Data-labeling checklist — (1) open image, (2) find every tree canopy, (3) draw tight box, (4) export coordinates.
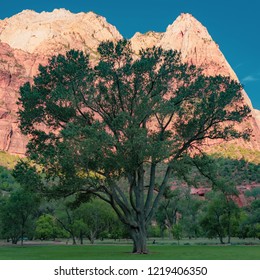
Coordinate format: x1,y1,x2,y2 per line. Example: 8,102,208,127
18,39,250,253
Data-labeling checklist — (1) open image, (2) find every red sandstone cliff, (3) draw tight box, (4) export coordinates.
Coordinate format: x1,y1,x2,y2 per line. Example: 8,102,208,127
0,42,47,154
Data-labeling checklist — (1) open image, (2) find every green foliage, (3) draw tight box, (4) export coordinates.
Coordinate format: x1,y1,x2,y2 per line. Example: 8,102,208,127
245,187,260,199
35,214,55,240
242,188,260,238
12,161,44,193
35,214,67,240
178,194,203,238
210,144,260,164
73,199,121,243
171,224,183,244
52,198,123,244
155,185,204,239
212,156,260,185
171,151,260,192
0,166,20,192
147,224,162,238
52,199,80,244
156,187,186,237
200,190,241,243
0,188,40,244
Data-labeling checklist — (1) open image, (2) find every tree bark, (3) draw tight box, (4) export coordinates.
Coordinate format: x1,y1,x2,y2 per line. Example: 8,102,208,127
80,231,83,245
72,236,76,245
227,210,231,244
130,227,148,254
218,234,225,244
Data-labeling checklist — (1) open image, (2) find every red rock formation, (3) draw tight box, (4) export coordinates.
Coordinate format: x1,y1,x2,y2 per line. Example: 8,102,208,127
190,185,259,207
0,42,47,154
0,10,259,154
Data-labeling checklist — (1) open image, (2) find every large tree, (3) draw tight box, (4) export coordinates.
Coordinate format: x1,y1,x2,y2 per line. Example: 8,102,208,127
18,39,250,253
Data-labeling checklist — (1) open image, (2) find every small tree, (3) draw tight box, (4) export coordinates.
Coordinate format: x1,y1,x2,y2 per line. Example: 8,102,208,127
74,199,118,244
243,190,260,239
0,188,39,245
35,214,65,240
18,40,250,253
179,193,203,239
200,189,240,244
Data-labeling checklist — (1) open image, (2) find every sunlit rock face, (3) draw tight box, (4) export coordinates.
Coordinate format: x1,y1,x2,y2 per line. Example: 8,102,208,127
0,9,122,56
254,109,260,129
0,9,259,154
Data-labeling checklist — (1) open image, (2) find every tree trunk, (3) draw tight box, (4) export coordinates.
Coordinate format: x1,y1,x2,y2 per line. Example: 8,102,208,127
88,231,96,244
227,211,231,244
168,227,173,239
12,238,18,244
227,232,231,244
130,227,148,254
21,225,24,246
72,235,77,245
218,234,225,244
80,231,83,245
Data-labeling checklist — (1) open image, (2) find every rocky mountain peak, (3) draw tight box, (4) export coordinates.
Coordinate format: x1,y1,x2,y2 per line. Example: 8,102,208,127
0,9,122,55
158,13,237,79
166,13,209,35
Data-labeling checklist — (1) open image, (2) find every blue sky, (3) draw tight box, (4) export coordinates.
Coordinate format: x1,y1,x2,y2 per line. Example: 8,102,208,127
1,0,260,109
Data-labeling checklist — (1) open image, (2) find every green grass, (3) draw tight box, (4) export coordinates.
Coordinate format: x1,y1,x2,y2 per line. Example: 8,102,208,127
209,144,260,164
0,244,259,260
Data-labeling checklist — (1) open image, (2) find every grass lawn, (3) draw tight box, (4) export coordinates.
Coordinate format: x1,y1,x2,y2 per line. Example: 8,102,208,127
0,244,259,260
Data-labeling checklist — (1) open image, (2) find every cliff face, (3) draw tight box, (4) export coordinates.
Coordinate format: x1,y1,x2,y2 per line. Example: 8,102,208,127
254,109,260,128
0,42,47,154
0,10,259,154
